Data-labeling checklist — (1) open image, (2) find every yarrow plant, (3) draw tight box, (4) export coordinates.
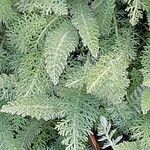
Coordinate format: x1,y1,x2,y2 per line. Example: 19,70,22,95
0,0,150,149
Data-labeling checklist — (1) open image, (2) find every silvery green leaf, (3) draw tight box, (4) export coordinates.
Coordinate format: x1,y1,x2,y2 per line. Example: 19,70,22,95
109,129,117,138
102,142,111,149
106,122,111,132
97,131,105,136
100,116,108,128
114,135,122,144
98,136,107,141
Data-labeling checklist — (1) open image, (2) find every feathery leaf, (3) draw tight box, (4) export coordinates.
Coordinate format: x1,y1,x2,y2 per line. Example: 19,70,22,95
44,21,79,85
70,0,99,58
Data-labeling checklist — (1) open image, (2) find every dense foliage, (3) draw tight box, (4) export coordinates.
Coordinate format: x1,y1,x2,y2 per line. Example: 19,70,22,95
1,0,150,149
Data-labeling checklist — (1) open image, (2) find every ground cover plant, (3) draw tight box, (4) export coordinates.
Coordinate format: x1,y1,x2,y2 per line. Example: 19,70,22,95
1,0,150,149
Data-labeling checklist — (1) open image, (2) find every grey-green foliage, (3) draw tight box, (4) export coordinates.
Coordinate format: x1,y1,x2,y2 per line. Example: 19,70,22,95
1,0,150,150
0,39,8,71
66,50,130,103
7,14,47,53
1,95,63,120
92,0,116,35
98,116,122,150
115,141,141,150
15,0,68,15
141,38,150,87
70,0,100,58
124,0,148,26
49,138,65,150
0,74,16,101
55,89,99,150
0,0,16,24
0,114,24,150
44,21,79,85
106,102,135,133
141,38,150,114
16,119,43,149
32,127,54,150
132,112,150,149
65,28,136,103
14,51,52,101
10,115,27,133
2,88,99,150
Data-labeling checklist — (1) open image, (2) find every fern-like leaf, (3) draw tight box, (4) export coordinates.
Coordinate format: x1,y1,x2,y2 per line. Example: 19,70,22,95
32,125,55,150
0,0,16,24
141,39,150,87
65,28,135,103
106,102,135,132
0,74,16,101
16,119,43,149
15,0,68,15
92,0,116,35
127,86,143,115
141,38,150,114
7,14,47,53
66,52,129,103
49,138,65,150
10,115,27,133
14,51,51,100
98,116,122,149
124,0,146,26
132,112,150,149
70,0,99,58
0,114,24,150
44,21,79,85
115,142,141,150
1,95,64,121
86,51,129,103
141,88,150,114
1,88,99,150
65,61,92,88
55,89,99,150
